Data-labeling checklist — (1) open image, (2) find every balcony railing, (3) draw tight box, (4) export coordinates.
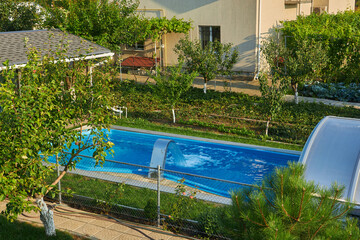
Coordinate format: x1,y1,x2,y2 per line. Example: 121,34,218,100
285,0,312,4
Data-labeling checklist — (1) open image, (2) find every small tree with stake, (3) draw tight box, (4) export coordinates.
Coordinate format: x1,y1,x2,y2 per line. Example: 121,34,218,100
285,38,328,104
175,37,239,94
0,39,115,236
230,162,360,239
258,73,289,136
262,35,327,104
151,62,197,124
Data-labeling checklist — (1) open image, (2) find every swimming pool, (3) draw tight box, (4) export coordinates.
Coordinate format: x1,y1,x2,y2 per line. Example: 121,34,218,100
54,128,300,197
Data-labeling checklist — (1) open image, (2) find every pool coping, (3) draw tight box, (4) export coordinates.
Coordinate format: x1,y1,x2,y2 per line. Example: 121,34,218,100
110,125,302,156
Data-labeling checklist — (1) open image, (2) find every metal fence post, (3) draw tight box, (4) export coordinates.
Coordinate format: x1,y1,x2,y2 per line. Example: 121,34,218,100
157,165,161,227
56,154,62,204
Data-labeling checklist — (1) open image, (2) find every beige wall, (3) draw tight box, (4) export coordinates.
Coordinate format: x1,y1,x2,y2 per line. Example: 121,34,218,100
314,0,329,7
328,0,354,13
313,0,354,12
137,0,257,72
260,0,354,36
131,0,355,74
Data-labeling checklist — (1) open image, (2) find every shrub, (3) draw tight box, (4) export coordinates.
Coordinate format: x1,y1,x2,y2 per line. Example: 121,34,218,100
300,82,360,103
150,62,197,123
196,207,232,238
282,11,360,83
0,0,42,31
175,37,239,94
144,199,157,221
230,162,360,239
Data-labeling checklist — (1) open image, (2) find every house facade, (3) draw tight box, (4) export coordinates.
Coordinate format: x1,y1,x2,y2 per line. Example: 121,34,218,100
122,0,354,75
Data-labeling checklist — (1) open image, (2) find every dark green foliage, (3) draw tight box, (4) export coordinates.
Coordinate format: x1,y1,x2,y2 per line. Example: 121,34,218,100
175,37,239,93
300,82,360,103
0,0,41,31
259,73,289,136
38,0,191,52
0,215,77,239
39,0,142,51
113,81,360,146
196,207,232,238
147,17,192,41
150,62,197,123
231,162,360,239
281,11,360,83
285,39,328,91
144,199,157,221
0,40,115,221
96,183,124,214
262,34,328,104
51,174,217,221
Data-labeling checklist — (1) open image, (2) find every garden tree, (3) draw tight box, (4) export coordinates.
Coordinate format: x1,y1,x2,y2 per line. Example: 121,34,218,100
284,39,328,104
151,62,197,123
38,0,192,56
258,73,289,136
0,0,43,31
230,162,360,239
38,0,145,51
0,43,115,236
262,35,327,104
175,37,239,94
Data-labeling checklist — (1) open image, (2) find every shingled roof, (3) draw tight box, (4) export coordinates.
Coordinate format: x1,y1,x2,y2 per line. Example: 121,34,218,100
0,29,114,70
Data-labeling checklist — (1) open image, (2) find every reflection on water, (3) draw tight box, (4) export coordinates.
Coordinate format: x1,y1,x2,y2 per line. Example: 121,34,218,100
106,130,299,184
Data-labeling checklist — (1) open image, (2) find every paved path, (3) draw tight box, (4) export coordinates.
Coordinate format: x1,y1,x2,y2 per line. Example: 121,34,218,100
284,95,360,109
121,73,261,96
0,201,191,240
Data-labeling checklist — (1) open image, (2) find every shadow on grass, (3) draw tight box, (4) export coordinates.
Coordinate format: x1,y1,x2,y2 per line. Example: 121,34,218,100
0,215,86,240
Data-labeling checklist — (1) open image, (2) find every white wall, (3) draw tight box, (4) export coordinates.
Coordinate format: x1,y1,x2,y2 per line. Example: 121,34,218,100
138,0,257,72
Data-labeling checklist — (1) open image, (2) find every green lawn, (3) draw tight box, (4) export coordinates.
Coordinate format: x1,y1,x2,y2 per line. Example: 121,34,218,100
0,215,86,240
56,173,220,221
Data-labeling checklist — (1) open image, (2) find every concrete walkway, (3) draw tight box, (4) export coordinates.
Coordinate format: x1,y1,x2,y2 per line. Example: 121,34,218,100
0,201,191,240
284,95,360,109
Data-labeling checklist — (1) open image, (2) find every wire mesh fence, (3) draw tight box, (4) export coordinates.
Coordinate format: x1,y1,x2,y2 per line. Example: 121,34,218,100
48,153,256,239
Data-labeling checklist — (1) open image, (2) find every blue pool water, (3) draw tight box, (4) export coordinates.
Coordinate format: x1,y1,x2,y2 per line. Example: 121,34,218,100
55,129,300,197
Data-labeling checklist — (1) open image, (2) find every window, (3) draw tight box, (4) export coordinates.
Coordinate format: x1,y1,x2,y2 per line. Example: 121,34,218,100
199,26,220,48
126,41,145,50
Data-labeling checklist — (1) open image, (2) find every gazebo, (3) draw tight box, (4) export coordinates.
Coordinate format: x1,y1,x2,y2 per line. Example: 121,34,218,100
0,29,114,71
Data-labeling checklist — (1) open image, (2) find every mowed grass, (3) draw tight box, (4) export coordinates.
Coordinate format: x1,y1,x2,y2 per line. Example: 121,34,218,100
56,173,219,220
0,215,86,240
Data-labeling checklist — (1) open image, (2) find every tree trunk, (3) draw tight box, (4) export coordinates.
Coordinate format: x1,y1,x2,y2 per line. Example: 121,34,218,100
294,84,299,104
204,82,207,94
265,118,271,136
154,41,157,74
172,107,176,124
37,198,56,236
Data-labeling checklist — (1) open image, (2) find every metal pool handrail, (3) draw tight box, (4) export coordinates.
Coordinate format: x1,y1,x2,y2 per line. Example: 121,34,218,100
63,152,260,189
